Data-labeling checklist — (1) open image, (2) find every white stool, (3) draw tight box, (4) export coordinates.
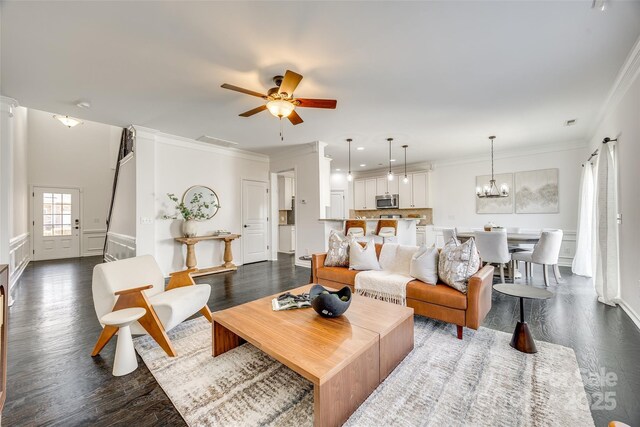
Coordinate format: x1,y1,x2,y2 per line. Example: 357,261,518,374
100,307,146,376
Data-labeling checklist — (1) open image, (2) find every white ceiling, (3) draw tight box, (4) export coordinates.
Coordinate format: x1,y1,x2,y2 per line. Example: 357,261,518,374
2,1,640,171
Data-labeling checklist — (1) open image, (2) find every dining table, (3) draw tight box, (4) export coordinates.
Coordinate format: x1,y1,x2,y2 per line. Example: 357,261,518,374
455,230,562,281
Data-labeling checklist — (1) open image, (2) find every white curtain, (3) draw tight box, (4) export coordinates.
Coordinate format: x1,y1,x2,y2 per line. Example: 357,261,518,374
572,162,594,277
594,142,620,306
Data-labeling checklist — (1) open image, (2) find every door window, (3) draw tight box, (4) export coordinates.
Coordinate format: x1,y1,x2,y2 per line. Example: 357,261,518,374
42,192,72,236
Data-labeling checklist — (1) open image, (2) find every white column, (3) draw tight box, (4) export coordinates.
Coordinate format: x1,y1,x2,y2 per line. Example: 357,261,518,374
133,126,157,258
0,96,18,305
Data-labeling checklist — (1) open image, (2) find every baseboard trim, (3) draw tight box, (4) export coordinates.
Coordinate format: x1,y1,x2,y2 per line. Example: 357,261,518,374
295,260,311,269
619,299,640,331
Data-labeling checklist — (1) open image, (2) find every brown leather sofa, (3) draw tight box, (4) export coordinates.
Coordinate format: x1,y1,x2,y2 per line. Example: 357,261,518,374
311,244,494,339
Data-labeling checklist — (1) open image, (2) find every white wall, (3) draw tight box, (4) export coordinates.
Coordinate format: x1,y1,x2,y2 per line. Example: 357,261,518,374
28,108,121,257
105,150,137,262
431,143,588,265
133,128,270,276
271,142,326,266
11,106,28,239
588,51,640,328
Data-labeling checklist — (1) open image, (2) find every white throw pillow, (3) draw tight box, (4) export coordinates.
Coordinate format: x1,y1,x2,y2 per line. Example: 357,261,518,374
349,240,381,271
378,226,396,237
410,245,439,285
379,244,420,275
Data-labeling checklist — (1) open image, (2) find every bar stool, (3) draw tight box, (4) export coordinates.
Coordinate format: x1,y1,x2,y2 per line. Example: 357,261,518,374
100,307,146,376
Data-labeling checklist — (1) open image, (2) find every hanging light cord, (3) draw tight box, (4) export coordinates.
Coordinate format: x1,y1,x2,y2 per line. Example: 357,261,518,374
404,145,407,178
279,117,284,142
388,138,393,174
490,137,495,181
348,138,352,175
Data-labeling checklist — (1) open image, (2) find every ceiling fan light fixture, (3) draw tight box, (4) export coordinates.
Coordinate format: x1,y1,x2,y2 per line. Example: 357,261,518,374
266,99,294,118
53,114,83,128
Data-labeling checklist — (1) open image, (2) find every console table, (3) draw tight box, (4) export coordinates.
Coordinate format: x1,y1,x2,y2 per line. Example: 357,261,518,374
174,234,241,277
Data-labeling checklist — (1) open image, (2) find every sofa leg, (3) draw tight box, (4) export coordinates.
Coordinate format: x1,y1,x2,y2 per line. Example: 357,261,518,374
457,325,463,340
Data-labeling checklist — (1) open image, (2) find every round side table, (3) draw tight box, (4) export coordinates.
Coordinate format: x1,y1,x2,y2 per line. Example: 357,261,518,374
100,307,146,376
493,284,553,354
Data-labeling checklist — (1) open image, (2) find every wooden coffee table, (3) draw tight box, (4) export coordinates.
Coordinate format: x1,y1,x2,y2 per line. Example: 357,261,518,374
212,284,414,427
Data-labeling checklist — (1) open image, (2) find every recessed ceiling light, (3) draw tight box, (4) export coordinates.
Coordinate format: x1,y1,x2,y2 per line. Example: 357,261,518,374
390,159,396,162
360,164,366,167
356,147,365,151
76,101,91,109
565,119,577,126
335,168,341,171
53,115,83,128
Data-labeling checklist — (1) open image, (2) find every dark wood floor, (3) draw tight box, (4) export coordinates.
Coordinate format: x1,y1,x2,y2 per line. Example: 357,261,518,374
3,255,639,426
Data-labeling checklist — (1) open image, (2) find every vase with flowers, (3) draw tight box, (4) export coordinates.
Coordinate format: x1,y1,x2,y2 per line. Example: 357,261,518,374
163,192,218,237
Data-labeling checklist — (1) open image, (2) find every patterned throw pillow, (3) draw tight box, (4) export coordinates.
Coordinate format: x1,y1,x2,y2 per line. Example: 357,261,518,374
438,238,481,294
324,230,353,267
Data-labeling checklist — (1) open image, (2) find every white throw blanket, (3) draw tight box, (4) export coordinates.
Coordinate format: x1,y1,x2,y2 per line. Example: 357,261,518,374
355,244,418,306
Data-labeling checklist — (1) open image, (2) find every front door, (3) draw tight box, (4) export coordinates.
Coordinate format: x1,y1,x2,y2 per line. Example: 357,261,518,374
32,187,81,260
242,180,269,264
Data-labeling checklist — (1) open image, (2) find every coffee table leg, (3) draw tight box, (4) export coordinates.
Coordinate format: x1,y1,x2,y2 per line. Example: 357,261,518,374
212,321,244,357
313,342,379,427
510,297,537,354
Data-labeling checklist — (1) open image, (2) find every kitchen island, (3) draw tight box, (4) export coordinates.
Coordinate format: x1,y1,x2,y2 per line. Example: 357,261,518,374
319,218,419,246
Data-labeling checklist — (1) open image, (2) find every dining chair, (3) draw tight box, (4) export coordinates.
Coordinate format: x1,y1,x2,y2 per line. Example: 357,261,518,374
512,230,563,287
474,231,512,283
442,228,458,246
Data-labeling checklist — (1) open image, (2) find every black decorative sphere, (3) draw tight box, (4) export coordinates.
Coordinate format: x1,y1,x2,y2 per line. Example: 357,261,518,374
309,285,352,317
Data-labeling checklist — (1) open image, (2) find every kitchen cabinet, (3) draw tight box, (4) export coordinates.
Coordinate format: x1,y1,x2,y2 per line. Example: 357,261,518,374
354,180,366,210
365,179,377,210
398,172,430,208
278,225,295,253
354,172,429,210
353,178,377,210
376,177,387,195
278,176,293,210
412,172,429,208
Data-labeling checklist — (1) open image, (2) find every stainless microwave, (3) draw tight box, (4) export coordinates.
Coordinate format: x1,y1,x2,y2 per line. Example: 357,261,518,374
375,194,399,209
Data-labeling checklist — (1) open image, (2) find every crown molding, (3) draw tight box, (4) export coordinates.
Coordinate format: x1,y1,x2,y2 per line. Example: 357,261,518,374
269,141,323,162
432,139,588,168
131,125,269,163
588,34,640,139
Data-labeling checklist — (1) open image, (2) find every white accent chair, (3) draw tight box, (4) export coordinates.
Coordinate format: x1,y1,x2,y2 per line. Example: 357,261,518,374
91,255,212,357
512,230,563,287
474,231,512,283
442,228,458,246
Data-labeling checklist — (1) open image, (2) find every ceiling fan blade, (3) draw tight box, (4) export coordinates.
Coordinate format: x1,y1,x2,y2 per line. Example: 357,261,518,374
239,105,267,117
288,110,303,125
221,83,267,98
296,98,337,109
278,70,303,96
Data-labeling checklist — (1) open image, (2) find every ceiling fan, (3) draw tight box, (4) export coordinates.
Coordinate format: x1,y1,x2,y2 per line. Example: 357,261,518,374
221,70,337,125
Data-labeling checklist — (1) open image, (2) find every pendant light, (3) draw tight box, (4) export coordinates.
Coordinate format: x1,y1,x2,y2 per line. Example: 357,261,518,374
346,138,353,182
476,136,509,198
387,138,394,181
402,145,409,183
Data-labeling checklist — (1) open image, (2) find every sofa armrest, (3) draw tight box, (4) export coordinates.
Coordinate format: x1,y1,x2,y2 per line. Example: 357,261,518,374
114,284,153,296
465,265,494,329
311,253,327,283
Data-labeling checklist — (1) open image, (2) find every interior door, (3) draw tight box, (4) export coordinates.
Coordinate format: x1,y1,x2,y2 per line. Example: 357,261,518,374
33,187,81,260
242,180,269,264
330,191,345,219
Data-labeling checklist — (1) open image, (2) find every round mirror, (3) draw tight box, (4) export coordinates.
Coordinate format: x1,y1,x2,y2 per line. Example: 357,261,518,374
181,185,220,221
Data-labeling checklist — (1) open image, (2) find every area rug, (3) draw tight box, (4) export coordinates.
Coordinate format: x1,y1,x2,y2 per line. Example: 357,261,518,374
133,317,594,427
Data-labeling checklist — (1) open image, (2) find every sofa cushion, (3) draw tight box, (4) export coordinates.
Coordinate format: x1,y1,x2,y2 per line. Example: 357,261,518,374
324,230,352,267
379,244,420,275
349,240,381,271
410,245,439,285
406,280,467,310
317,267,359,286
438,238,481,294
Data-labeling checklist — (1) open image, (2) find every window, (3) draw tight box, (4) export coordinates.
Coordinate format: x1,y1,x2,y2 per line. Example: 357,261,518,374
43,192,72,236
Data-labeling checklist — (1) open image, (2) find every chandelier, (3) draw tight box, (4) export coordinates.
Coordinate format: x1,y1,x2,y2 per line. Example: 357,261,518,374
476,136,509,198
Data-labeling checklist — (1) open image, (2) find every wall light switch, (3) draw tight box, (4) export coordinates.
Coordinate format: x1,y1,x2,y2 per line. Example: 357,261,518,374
140,217,153,224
